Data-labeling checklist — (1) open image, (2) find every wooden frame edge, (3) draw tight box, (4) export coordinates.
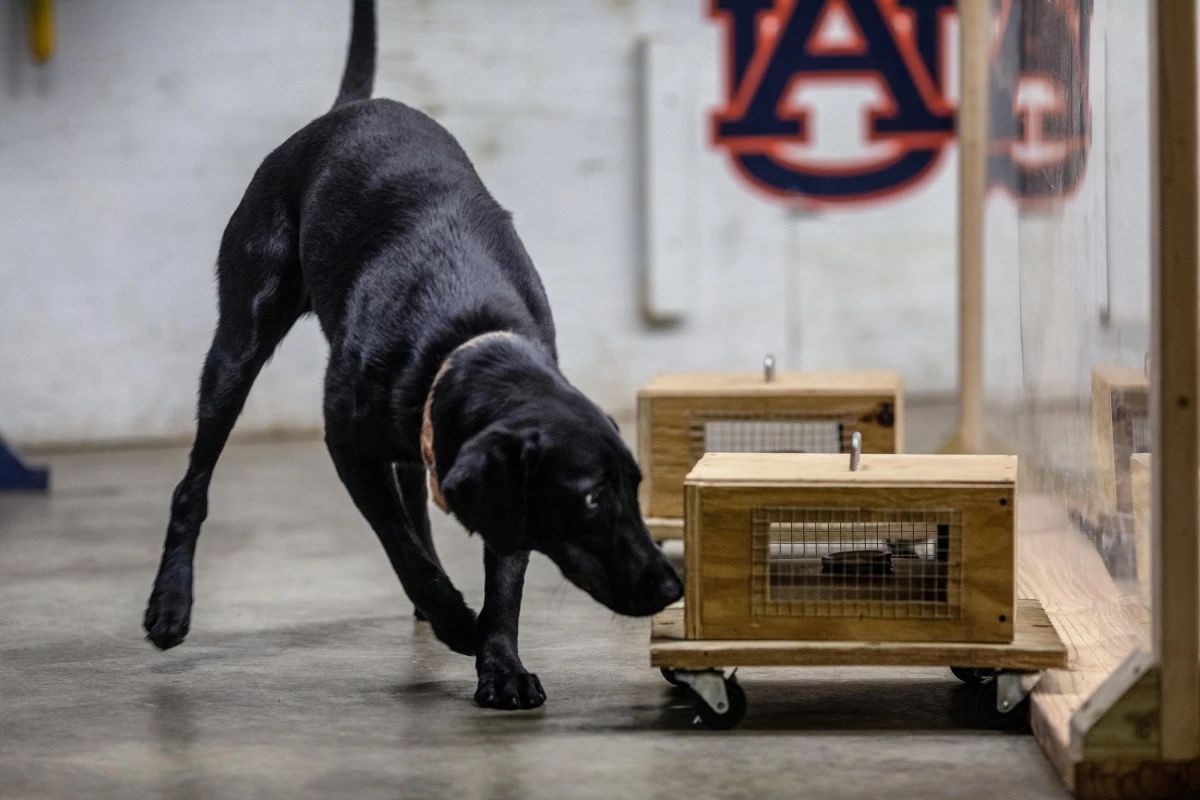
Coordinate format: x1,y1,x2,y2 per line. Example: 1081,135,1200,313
956,0,987,455
1149,0,1200,762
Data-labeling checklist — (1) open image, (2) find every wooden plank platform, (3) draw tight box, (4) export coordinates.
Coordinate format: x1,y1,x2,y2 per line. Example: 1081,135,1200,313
1016,494,1151,791
650,597,1067,671
646,516,683,541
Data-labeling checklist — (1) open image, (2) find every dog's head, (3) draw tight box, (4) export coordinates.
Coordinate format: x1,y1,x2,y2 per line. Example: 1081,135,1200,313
440,386,681,617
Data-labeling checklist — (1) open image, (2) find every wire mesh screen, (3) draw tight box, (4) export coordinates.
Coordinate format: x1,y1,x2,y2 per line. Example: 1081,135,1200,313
751,507,964,619
690,412,852,458
1130,411,1150,454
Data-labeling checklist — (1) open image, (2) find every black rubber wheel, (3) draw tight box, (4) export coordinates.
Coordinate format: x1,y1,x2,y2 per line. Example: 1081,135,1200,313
695,678,747,730
971,681,1029,730
660,667,684,687
951,666,997,685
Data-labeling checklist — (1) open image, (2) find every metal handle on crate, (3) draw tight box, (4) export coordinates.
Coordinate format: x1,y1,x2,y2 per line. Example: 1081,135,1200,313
849,431,862,471
763,354,776,383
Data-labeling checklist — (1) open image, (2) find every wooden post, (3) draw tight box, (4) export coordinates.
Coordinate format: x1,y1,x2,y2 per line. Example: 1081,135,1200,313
1151,0,1200,762
956,0,988,455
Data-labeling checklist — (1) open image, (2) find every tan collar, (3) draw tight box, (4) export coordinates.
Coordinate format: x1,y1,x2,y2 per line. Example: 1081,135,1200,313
421,331,517,512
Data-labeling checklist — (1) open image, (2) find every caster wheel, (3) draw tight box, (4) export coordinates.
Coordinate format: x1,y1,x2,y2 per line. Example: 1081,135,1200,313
971,681,1029,730
695,677,747,730
951,666,996,685
661,667,684,687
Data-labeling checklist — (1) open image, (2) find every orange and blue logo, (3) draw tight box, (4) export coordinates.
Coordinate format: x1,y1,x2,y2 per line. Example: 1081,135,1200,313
710,0,1092,207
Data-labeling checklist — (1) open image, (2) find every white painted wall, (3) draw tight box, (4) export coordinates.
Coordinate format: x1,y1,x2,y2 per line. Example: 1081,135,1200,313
1,0,957,447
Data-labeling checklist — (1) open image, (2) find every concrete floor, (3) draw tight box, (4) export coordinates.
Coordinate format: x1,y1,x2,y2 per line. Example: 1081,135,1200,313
1,426,1069,799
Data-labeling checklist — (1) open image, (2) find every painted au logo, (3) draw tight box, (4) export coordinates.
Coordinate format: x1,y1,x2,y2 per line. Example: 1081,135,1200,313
710,0,1092,206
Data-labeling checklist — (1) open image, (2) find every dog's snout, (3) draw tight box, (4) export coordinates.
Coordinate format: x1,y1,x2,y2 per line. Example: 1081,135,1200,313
652,570,683,609
635,560,682,615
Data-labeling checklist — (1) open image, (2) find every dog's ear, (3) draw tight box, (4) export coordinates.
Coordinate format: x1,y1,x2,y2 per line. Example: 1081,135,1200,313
441,426,540,556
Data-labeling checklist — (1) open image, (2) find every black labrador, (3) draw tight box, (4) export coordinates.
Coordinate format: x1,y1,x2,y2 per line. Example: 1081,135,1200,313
144,0,682,710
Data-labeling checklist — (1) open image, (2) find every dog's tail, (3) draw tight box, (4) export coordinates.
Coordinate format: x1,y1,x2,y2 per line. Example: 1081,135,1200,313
333,0,376,108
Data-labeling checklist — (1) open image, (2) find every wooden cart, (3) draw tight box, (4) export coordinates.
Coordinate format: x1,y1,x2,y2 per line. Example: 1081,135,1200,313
650,597,1068,728
652,448,1068,728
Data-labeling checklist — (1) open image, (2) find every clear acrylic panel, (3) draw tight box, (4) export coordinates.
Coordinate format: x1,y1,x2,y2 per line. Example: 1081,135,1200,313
982,0,1153,696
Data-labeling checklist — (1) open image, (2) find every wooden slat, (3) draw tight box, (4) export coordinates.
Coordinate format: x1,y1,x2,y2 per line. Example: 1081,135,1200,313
1092,365,1155,391
1130,454,1152,608
646,516,683,541
650,597,1065,670
1091,369,1119,512
686,452,1016,486
639,371,903,397
684,483,703,640
1152,0,1200,762
957,0,988,456
894,381,907,455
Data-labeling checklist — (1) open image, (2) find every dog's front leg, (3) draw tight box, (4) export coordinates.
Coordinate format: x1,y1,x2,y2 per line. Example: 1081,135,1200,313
474,548,544,709
325,439,477,655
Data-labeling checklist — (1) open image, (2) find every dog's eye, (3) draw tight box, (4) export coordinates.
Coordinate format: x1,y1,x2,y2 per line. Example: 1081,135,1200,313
584,491,601,511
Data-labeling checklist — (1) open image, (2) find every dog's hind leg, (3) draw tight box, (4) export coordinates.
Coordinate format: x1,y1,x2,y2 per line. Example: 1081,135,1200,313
327,441,476,655
144,210,305,650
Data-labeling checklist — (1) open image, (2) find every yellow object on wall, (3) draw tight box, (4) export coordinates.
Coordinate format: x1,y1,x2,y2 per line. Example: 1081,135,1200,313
30,0,54,63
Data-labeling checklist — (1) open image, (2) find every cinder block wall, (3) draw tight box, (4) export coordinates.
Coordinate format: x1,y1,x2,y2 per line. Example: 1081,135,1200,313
0,0,959,447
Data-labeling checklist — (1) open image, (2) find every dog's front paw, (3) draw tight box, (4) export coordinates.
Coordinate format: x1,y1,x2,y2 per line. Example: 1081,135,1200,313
475,660,546,710
143,583,192,650
430,601,477,656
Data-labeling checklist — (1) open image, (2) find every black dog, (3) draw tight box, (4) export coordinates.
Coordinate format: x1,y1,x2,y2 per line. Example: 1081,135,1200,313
144,0,681,710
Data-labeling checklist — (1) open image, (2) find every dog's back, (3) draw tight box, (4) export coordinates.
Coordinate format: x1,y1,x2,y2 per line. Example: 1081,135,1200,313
260,100,515,328
212,8,557,453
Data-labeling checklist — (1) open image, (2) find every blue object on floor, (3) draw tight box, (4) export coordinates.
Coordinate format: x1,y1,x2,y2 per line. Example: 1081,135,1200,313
0,437,49,491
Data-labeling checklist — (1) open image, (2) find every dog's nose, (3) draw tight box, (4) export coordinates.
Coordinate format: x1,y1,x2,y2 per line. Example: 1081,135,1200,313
650,570,683,610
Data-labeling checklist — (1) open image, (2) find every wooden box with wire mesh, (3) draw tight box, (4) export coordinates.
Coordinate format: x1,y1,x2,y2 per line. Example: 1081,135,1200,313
1091,364,1149,516
682,453,1016,643
637,371,903,540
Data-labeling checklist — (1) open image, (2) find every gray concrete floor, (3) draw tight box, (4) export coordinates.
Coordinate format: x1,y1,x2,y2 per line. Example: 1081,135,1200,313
1,410,1069,799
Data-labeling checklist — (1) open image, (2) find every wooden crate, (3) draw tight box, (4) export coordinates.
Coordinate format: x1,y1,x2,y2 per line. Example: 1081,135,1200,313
637,371,903,529
1092,365,1149,515
684,453,1016,643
